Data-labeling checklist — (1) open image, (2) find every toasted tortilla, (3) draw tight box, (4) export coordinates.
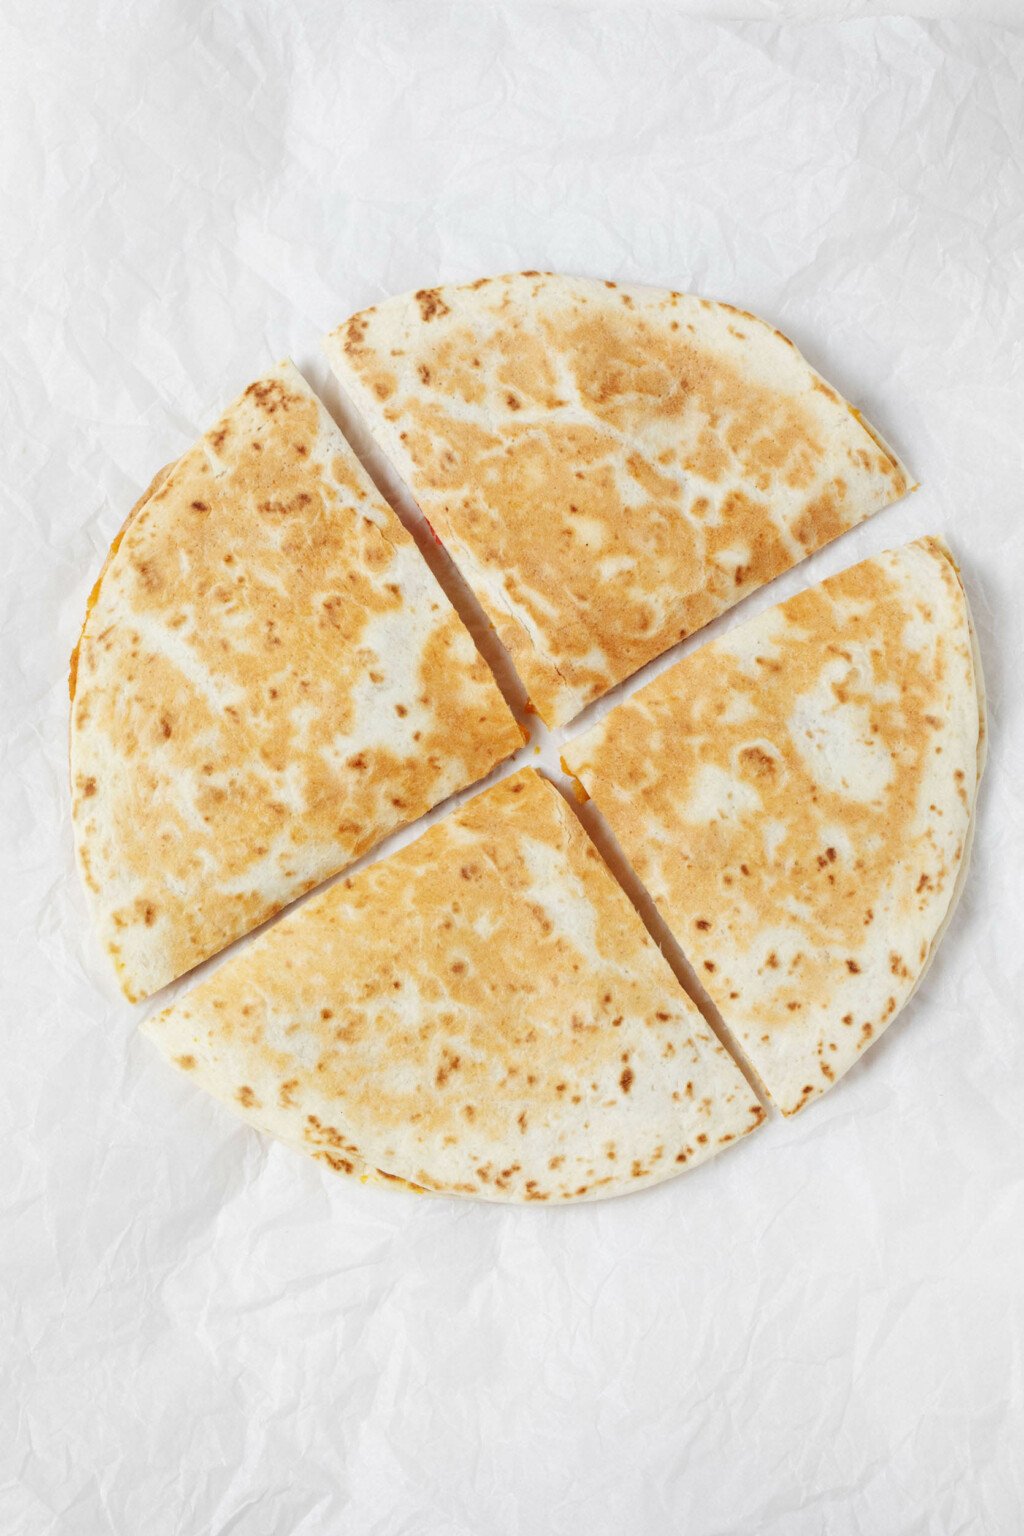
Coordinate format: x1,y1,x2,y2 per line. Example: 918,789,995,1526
565,539,984,1116
70,362,521,1002
142,770,765,1202
325,272,911,725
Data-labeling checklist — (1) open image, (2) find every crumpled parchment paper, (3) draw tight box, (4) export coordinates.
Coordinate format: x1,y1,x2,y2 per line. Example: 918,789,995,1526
2,4,1022,1532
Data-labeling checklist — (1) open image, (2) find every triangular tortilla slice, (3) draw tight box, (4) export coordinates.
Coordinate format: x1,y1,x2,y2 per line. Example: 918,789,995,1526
325,273,911,726
142,770,765,1202
70,362,522,1002
565,539,984,1116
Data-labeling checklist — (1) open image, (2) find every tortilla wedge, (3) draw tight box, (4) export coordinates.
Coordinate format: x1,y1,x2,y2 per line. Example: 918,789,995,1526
565,538,984,1115
325,272,911,725
70,362,521,1002
142,769,765,1202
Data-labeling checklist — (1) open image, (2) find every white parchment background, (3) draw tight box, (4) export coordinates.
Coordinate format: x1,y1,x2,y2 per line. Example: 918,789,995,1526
2,3,1022,1533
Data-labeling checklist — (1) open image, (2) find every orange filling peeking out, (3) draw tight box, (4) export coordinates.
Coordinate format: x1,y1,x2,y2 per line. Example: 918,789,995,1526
69,462,176,702
560,757,590,802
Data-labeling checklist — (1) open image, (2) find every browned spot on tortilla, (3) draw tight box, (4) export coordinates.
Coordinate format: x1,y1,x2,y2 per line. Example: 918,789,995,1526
245,378,296,415
792,487,846,549
344,314,369,354
435,1050,461,1087
736,746,776,780
415,288,451,322
174,1054,196,1070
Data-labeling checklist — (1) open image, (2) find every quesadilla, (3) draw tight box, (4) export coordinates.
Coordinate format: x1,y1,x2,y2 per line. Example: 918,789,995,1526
143,769,765,1202
70,362,521,1002
565,539,984,1116
325,272,911,726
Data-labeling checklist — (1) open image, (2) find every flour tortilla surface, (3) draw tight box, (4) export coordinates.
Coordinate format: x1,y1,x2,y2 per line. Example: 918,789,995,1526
70,362,521,1002
325,272,910,725
566,538,984,1115
143,770,765,1202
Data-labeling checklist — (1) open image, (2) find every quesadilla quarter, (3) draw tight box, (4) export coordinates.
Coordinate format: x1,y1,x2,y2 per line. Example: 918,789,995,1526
325,273,910,725
70,362,521,1002
143,769,765,1202
565,539,984,1115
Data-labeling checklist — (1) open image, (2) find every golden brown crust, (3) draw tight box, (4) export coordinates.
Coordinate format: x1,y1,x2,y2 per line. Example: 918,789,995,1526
70,363,520,1001
568,539,982,1115
326,273,910,724
143,770,765,1202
